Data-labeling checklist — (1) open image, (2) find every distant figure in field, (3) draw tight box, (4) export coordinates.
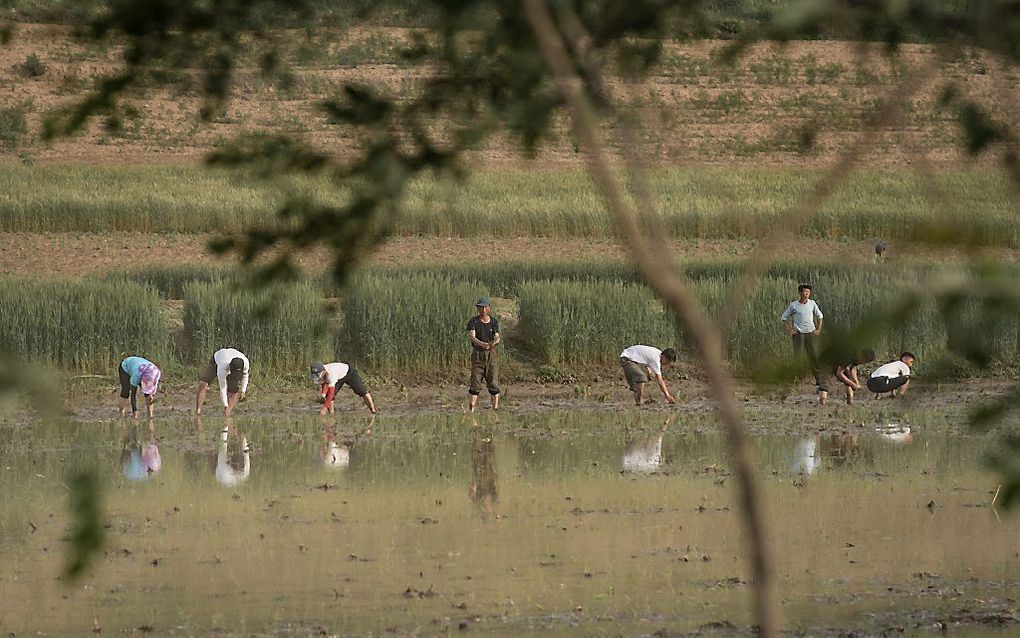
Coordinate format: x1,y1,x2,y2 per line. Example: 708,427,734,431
619,344,677,406
466,297,501,412
781,283,824,396
818,348,876,406
874,240,887,260
195,347,249,416
867,352,915,399
118,355,161,419
310,360,377,415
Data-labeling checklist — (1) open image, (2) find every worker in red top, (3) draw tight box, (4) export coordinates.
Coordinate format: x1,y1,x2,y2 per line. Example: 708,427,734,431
310,361,377,415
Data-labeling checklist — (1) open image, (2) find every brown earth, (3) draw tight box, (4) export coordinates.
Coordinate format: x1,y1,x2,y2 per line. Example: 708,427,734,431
2,23,1017,169
2,232,1020,279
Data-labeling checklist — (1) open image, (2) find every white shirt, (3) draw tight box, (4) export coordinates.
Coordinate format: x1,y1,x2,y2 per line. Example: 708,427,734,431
781,299,823,334
871,360,911,380
620,345,663,377
213,348,250,407
322,362,350,388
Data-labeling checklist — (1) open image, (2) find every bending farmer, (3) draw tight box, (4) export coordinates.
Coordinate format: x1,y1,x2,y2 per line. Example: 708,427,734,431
196,347,250,416
867,352,915,398
119,356,161,419
467,297,501,412
619,344,677,406
310,360,377,415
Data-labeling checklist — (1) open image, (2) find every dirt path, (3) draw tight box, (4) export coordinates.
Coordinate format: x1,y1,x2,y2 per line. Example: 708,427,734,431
3,232,1018,278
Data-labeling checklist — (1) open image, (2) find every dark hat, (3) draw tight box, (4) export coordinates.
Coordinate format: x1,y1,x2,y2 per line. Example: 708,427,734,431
475,297,492,307
310,361,326,382
229,357,246,373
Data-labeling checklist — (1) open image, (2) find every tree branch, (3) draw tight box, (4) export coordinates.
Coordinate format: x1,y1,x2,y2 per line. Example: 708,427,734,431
521,1,780,635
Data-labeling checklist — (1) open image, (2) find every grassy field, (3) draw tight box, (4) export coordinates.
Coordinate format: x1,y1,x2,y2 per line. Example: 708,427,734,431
2,260,1016,378
2,166,1018,245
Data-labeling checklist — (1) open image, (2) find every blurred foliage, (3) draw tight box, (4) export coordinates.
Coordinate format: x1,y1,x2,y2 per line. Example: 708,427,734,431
13,1,1020,502
63,468,105,581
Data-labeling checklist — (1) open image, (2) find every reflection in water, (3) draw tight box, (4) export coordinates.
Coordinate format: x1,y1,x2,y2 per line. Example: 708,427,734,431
469,420,498,515
317,416,374,470
622,413,674,473
792,434,869,475
792,437,820,475
120,421,161,481
877,423,913,444
215,422,250,488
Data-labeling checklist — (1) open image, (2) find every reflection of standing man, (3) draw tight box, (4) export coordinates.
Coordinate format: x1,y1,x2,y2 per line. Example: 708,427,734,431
469,420,498,516
781,284,824,390
466,297,501,412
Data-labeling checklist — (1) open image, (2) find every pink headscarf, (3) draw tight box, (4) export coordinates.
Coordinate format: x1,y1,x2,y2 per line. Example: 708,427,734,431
139,363,161,396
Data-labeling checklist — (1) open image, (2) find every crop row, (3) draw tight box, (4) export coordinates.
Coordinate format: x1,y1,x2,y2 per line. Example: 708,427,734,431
2,166,1018,246
3,263,1018,379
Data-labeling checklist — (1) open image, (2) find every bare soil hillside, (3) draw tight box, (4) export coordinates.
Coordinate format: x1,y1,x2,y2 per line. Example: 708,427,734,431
2,23,1017,168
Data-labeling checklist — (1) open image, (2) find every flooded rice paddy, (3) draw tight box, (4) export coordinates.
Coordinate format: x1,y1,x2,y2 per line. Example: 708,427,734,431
1,412,1018,637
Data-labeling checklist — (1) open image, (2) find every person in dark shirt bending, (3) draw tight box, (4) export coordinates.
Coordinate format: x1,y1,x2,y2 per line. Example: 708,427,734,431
466,297,501,412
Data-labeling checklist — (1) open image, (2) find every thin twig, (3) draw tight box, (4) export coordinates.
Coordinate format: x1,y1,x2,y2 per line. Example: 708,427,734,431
522,1,780,635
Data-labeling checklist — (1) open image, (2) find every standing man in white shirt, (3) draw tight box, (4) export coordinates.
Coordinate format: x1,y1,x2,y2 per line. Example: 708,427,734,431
781,283,824,393
866,352,915,398
195,347,250,416
619,344,677,406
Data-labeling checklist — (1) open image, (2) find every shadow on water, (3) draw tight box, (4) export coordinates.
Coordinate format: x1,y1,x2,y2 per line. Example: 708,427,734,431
0,411,1017,636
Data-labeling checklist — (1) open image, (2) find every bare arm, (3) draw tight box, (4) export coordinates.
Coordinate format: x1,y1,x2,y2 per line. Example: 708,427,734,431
814,317,824,335
490,331,501,347
655,374,675,404
835,367,858,389
468,329,490,350
782,319,795,336
224,392,240,416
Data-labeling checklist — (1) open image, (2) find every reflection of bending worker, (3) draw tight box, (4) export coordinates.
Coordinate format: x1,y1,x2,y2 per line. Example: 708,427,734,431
622,413,674,472
619,344,677,405
310,361,377,415
196,348,250,416
466,297,501,412
215,422,250,487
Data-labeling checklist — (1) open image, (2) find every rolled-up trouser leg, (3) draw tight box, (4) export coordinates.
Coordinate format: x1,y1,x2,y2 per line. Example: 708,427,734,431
484,349,500,395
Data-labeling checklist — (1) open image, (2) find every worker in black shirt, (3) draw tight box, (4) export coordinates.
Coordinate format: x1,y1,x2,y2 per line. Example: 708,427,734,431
466,297,501,412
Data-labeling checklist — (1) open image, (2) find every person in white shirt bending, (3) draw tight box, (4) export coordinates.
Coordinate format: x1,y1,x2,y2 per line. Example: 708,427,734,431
781,283,824,393
619,344,677,406
866,352,915,398
195,348,250,416
309,361,377,415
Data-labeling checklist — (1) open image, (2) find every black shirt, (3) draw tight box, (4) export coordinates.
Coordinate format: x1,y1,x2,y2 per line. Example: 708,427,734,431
466,315,500,350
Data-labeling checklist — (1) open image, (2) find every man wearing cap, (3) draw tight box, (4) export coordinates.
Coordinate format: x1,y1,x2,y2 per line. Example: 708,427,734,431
118,355,161,419
466,297,501,412
781,283,824,392
310,360,377,415
195,347,250,416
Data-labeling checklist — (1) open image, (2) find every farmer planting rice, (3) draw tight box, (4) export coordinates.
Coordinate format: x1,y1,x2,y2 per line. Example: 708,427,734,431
818,348,876,405
619,344,678,406
118,355,161,419
867,352,915,398
195,347,250,416
466,297,501,412
310,360,377,415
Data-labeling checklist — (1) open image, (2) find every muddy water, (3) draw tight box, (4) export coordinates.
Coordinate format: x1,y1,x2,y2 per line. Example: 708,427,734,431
1,412,1017,636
